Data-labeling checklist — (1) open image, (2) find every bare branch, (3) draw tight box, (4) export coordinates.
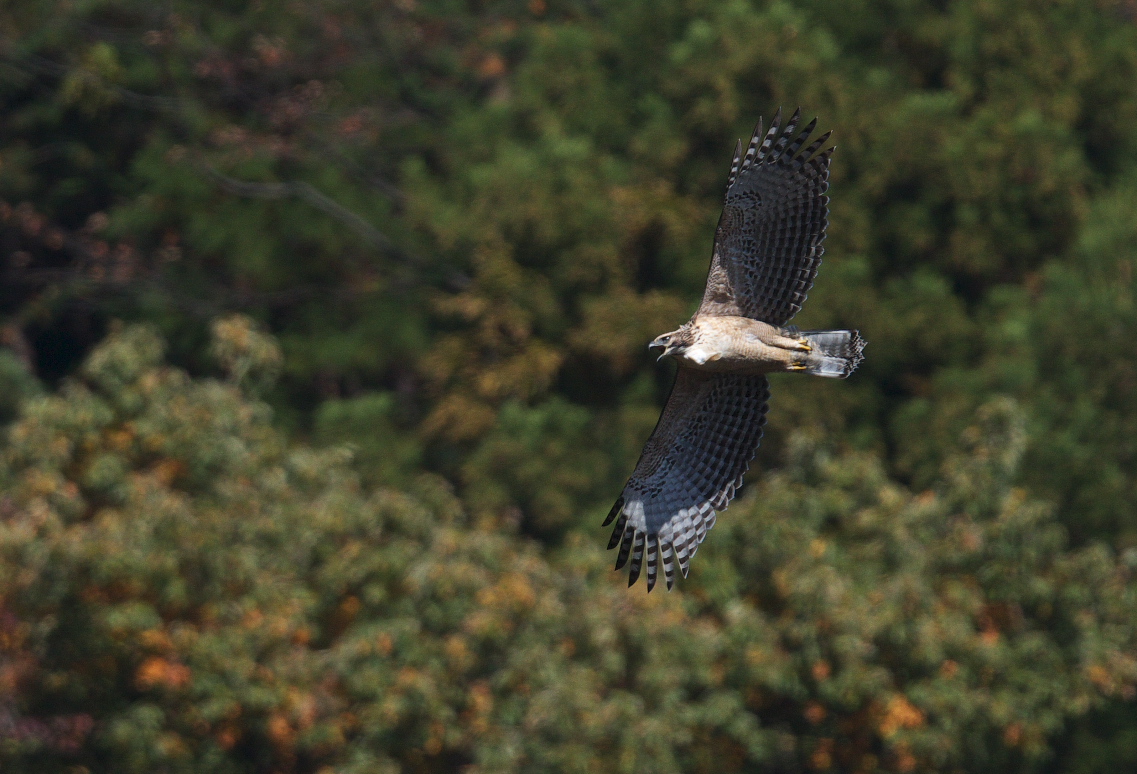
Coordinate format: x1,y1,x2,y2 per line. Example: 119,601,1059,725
0,50,182,113
196,162,469,289
201,164,397,251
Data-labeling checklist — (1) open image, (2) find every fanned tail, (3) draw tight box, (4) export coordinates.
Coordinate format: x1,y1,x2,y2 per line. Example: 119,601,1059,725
801,330,865,378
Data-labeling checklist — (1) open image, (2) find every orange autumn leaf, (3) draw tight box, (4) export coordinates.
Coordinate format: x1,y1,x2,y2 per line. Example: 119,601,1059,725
136,656,191,690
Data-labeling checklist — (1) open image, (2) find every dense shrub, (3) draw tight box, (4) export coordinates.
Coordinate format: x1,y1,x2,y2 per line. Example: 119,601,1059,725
2,324,1135,772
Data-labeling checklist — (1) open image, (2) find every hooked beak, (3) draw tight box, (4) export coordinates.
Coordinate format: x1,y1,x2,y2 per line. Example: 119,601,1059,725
648,339,673,361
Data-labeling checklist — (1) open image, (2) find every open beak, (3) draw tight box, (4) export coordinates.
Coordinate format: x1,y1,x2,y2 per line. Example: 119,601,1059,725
648,340,671,361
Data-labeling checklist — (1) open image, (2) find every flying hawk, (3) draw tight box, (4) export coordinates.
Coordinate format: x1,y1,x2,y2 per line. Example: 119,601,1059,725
604,108,864,591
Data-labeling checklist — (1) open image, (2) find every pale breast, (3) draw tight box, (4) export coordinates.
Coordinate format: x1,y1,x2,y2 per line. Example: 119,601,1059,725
677,317,795,373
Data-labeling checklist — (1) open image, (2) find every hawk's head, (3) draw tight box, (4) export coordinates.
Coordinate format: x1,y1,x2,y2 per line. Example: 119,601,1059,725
648,325,695,361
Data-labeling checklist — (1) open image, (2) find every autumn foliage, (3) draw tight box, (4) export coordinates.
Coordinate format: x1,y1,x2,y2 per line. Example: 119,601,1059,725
4,1,1137,772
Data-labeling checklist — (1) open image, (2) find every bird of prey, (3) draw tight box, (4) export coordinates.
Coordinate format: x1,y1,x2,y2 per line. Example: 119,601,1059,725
604,108,864,591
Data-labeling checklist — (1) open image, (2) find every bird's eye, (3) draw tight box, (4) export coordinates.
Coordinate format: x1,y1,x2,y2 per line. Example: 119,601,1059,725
661,336,670,343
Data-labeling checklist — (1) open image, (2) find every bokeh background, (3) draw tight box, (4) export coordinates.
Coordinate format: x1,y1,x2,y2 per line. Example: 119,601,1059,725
3,1,1137,771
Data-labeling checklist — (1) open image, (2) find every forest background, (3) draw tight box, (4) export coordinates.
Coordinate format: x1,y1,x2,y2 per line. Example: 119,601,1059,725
3,1,1137,772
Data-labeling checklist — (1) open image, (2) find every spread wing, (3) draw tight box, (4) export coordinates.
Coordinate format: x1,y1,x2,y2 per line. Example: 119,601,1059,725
698,108,833,325
603,368,769,591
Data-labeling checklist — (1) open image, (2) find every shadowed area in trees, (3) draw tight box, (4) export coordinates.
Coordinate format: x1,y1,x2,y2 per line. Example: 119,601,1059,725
3,1,1137,771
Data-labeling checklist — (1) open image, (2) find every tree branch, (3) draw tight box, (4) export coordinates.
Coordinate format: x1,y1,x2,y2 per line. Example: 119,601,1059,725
200,164,397,252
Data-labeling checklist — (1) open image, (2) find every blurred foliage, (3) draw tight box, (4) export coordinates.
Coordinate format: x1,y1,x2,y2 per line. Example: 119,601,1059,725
4,0,1137,771
2,324,1136,774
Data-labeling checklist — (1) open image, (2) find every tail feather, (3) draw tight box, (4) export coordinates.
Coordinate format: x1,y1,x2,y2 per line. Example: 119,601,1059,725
801,330,865,378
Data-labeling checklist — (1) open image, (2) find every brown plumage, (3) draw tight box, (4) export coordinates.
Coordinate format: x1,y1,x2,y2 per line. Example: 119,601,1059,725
605,108,865,591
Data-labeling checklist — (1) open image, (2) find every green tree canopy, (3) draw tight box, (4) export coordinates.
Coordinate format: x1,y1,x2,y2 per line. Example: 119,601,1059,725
4,1,1137,771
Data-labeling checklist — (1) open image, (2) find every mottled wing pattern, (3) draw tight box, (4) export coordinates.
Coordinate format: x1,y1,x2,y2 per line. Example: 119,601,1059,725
698,108,833,325
604,369,770,590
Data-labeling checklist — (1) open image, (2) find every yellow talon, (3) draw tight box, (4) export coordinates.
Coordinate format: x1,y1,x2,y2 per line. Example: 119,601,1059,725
789,363,809,371
798,340,812,352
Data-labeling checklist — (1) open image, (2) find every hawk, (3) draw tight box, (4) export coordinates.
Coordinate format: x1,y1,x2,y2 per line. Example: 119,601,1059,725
604,108,864,591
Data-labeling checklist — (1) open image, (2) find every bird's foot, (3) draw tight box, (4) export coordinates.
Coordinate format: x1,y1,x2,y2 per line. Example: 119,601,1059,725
796,339,812,352
788,362,809,371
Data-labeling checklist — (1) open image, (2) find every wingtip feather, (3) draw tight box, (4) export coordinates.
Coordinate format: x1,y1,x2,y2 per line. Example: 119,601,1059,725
607,510,628,550
602,496,623,527
770,107,802,160
627,532,646,585
645,535,659,592
661,541,676,591
614,528,634,570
